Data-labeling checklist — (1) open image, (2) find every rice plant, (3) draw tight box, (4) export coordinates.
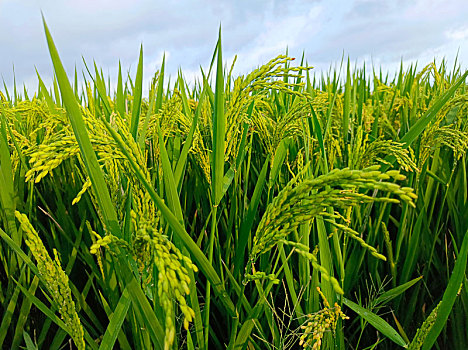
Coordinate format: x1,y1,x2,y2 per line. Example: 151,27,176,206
0,17,467,349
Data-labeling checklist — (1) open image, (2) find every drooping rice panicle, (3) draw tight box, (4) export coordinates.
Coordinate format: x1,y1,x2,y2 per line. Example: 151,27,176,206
15,211,85,350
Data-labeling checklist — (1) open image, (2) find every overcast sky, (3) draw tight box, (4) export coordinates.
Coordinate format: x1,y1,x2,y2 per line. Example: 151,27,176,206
1,0,468,94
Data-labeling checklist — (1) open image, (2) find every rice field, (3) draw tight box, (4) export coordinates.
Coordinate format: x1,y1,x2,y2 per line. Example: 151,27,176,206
0,19,467,350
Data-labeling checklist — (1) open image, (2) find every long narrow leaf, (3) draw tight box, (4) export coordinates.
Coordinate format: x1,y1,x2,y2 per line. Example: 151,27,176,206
212,27,225,206
422,229,468,349
343,297,407,347
99,286,131,350
42,15,121,237
130,45,143,139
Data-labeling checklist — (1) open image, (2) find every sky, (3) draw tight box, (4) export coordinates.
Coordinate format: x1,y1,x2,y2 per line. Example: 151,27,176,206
1,0,468,94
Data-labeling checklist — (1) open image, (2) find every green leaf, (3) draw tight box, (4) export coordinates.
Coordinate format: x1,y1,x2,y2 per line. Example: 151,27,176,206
343,297,407,347
212,27,225,206
13,278,98,350
23,331,38,350
400,70,468,147
36,69,58,114
114,258,164,349
137,81,157,151
221,102,252,195
0,227,39,275
343,57,351,143
422,229,468,349
116,61,125,117
138,54,164,150
174,88,205,187
154,53,165,113
374,276,423,306
177,69,191,117
0,112,18,245
269,137,289,188
42,15,121,238
99,286,131,350
0,283,20,347
130,45,143,139
158,122,184,222
11,276,40,349
92,62,112,119
233,156,269,276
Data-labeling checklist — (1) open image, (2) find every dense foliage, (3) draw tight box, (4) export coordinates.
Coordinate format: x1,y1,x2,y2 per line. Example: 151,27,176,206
1,21,467,349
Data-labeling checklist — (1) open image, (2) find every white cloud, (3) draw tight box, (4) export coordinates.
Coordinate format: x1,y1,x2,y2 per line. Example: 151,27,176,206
227,3,323,76
446,26,468,41
1,0,467,94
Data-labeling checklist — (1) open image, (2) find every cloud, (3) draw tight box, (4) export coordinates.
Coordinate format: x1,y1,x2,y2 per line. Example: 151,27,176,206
306,0,468,75
1,0,467,94
446,26,468,41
